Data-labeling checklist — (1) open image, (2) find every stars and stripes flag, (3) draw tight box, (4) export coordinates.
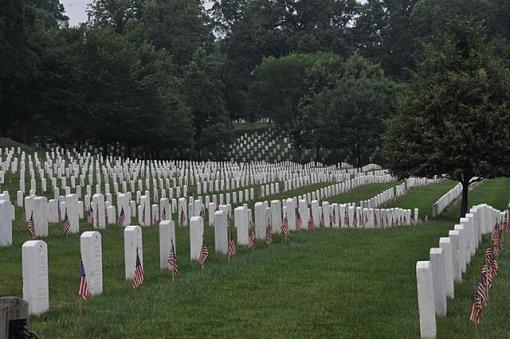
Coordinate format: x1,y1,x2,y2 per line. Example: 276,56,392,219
344,209,349,226
78,259,90,300
248,230,255,249
167,241,179,277
63,212,71,234
281,217,289,239
491,226,503,255
319,213,325,228
118,207,125,226
228,229,237,257
484,248,498,276
480,264,493,288
161,206,167,221
180,209,186,226
469,294,483,328
266,224,273,246
353,212,358,227
476,278,488,306
331,208,336,226
199,245,209,270
308,216,315,231
295,208,302,230
26,212,36,239
87,206,93,223
133,249,144,289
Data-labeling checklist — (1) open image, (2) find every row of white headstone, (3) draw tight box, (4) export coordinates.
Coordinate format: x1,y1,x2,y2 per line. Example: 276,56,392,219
416,204,508,339
20,192,422,317
358,177,441,210
2,147,366,194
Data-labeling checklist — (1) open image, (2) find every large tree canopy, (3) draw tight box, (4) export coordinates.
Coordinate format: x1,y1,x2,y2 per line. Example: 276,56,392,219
382,21,510,216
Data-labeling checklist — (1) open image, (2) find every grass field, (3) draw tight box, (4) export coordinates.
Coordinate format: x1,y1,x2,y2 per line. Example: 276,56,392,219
0,177,508,338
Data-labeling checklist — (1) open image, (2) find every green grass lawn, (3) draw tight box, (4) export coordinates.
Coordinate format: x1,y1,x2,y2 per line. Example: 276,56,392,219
0,177,508,338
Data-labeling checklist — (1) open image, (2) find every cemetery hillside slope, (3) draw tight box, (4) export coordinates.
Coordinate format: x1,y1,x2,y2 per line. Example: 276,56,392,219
0,149,508,338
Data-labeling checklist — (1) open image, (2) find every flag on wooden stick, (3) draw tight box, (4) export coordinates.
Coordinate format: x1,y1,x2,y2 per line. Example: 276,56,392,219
228,228,237,258
78,259,90,300
26,212,36,239
63,212,71,234
133,249,144,289
199,245,209,270
167,241,179,277
118,207,125,226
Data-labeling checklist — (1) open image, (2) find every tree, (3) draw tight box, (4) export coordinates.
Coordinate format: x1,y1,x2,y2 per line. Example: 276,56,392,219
300,54,397,165
382,20,510,217
184,48,228,158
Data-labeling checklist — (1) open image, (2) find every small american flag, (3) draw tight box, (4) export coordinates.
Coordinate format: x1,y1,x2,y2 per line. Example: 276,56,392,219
281,217,289,238
199,245,209,269
476,279,488,306
353,213,357,227
319,214,325,228
491,226,503,255
63,212,71,234
27,212,36,239
78,259,90,300
87,206,93,223
266,224,273,246
296,208,302,230
331,209,336,225
161,206,167,220
248,230,255,248
308,217,315,231
344,209,349,226
118,207,125,226
167,242,179,277
469,293,483,328
228,229,237,257
481,264,493,288
180,209,186,226
133,249,144,289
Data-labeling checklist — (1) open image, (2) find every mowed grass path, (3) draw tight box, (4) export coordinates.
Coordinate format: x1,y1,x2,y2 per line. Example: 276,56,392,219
0,178,508,338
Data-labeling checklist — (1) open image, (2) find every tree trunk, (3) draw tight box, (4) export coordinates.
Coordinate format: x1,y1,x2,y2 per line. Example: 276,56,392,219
460,180,469,218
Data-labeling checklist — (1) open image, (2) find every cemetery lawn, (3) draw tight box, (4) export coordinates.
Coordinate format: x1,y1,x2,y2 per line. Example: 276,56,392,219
1,178,508,338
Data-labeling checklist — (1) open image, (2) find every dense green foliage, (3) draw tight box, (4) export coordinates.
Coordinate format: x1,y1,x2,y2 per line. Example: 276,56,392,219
2,0,510,162
382,21,510,216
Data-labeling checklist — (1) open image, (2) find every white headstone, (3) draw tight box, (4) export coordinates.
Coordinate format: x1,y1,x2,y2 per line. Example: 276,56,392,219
22,240,49,315
0,200,13,246
159,220,176,270
430,248,447,316
189,216,204,260
124,226,143,280
416,261,436,339
214,210,228,254
80,231,103,296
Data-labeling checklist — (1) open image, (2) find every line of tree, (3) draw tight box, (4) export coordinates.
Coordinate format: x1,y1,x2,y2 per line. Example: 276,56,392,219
2,0,510,161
